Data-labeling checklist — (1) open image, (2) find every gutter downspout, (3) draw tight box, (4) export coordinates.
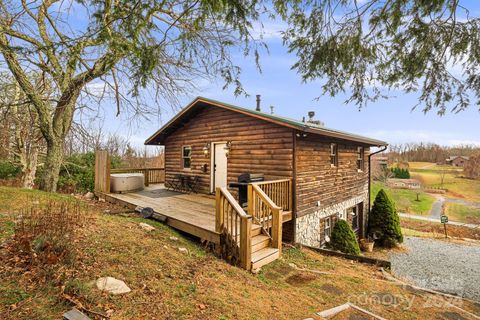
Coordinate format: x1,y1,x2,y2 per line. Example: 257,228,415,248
367,145,388,232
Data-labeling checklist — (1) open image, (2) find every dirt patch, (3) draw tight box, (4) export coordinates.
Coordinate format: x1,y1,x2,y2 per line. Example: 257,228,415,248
270,262,294,276
285,272,317,286
320,283,343,295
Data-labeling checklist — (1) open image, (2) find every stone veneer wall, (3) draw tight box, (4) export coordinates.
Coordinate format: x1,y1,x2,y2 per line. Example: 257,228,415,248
296,192,368,248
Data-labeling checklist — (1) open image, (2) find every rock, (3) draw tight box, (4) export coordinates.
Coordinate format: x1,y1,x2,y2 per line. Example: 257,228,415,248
96,277,131,295
178,247,188,254
197,304,207,310
63,307,91,320
103,209,111,214
84,192,95,200
139,223,155,232
98,198,105,202
169,236,179,241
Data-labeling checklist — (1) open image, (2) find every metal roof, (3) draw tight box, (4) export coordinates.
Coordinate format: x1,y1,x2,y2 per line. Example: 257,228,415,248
145,96,388,146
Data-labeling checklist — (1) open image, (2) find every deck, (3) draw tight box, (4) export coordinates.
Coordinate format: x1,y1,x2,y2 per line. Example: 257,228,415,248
99,184,221,244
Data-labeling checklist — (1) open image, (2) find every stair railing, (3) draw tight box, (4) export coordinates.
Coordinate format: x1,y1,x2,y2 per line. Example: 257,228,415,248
215,187,252,270
251,178,292,212
247,184,282,254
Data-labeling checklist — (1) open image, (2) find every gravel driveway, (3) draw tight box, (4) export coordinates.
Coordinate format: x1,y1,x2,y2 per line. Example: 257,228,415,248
390,237,480,301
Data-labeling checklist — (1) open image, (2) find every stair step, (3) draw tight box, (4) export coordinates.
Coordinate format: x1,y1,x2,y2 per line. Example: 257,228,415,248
251,223,262,236
251,235,270,253
251,247,279,270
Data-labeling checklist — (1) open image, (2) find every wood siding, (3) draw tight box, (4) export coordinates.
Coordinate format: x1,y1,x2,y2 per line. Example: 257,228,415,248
295,135,370,241
164,106,294,194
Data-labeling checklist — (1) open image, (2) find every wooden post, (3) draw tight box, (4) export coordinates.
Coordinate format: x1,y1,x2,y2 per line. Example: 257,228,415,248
288,179,293,211
247,184,253,216
215,188,223,233
240,216,252,270
271,207,282,256
94,150,111,193
144,168,150,186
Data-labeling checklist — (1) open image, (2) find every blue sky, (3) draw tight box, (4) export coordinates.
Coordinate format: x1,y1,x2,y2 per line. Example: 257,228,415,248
92,7,480,150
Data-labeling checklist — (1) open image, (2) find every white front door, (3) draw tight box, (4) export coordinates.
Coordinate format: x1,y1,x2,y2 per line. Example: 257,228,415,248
213,143,228,190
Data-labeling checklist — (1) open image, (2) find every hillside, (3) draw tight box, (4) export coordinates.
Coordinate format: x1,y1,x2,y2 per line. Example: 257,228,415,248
1,187,479,319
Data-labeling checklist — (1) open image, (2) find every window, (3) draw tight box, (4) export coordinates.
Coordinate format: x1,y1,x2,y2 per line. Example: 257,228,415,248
324,217,332,239
330,143,338,167
182,146,192,169
351,205,359,231
357,147,364,171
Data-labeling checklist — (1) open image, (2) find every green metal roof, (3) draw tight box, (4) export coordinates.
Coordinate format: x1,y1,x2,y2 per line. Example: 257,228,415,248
145,96,388,146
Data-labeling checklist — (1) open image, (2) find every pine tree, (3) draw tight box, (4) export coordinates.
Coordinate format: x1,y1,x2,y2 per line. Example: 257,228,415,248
330,220,361,255
368,189,403,248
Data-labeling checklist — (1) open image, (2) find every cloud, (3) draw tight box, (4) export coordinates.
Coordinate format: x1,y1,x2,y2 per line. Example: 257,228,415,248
364,129,480,146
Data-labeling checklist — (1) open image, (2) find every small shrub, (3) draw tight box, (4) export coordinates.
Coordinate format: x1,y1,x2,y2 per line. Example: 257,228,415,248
368,189,403,248
329,220,361,255
12,199,89,268
0,161,20,179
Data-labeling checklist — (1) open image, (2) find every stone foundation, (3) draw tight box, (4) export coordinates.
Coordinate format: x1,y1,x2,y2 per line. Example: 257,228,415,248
296,192,368,248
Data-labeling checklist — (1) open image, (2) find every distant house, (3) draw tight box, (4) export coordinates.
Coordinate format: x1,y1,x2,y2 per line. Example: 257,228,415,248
446,156,470,167
387,178,421,189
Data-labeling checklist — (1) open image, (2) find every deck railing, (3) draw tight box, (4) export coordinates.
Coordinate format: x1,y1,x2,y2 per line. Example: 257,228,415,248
252,179,293,212
247,184,282,253
110,167,165,186
215,187,252,270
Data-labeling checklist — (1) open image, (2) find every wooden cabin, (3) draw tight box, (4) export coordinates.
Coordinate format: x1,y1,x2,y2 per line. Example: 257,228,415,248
143,97,387,267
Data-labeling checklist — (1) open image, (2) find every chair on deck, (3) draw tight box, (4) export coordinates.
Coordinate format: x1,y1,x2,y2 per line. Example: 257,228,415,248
186,176,200,193
165,174,182,192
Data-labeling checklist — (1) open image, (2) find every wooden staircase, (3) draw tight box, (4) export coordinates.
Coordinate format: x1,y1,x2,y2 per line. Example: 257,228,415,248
215,179,292,272
250,224,280,270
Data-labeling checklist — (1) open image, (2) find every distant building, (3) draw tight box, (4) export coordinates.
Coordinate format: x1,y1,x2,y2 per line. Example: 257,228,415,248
387,178,421,189
446,156,470,167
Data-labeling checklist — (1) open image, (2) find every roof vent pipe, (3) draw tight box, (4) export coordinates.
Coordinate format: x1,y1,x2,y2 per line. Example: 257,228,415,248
270,105,274,114
308,111,315,121
256,94,261,111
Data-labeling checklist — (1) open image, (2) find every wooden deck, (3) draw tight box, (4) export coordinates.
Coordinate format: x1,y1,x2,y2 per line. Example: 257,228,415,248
98,184,221,244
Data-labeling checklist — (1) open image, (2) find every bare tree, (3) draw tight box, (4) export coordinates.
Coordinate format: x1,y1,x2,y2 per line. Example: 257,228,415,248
0,72,45,188
0,0,264,191
464,154,480,180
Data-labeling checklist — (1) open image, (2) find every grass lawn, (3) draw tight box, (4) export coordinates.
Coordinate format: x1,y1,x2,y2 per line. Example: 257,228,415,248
1,187,479,319
371,182,436,215
446,203,480,224
408,162,480,203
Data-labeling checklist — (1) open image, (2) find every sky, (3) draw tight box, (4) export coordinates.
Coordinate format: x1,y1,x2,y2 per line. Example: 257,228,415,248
83,3,480,150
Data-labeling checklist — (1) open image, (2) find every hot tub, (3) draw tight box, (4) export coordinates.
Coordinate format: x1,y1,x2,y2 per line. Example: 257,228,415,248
110,173,145,193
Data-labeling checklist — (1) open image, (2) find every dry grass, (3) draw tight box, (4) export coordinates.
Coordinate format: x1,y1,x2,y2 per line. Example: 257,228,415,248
1,187,480,319
401,218,480,240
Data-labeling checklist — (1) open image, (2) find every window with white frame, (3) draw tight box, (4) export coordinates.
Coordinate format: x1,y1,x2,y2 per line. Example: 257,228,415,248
325,217,332,239
357,146,364,171
182,146,192,169
330,143,338,167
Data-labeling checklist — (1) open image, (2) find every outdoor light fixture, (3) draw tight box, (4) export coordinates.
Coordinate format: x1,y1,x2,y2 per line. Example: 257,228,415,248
295,132,308,138
203,142,211,157
224,141,232,157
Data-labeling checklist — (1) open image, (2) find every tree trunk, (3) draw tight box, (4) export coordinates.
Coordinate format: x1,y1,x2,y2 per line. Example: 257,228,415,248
40,139,64,192
21,147,38,189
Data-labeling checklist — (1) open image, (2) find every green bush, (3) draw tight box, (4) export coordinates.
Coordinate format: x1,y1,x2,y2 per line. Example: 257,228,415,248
329,220,361,255
0,161,21,179
368,189,403,248
390,167,410,179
